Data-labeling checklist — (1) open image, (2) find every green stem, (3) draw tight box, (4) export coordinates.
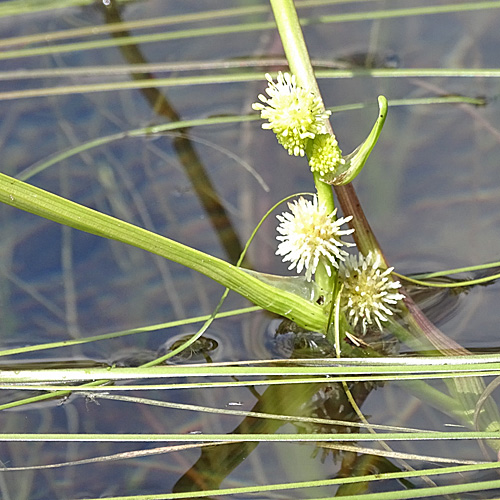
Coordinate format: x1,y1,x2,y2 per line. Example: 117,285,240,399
269,0,319,95
0,172,326,332
269,0,337,292
270,0,386,261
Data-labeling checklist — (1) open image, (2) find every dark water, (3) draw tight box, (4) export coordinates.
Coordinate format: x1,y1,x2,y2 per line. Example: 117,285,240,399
1,0,500,498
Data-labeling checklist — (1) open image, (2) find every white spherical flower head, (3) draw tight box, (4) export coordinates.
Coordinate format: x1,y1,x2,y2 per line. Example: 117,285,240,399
339,252,405,334
252,72,331,157
276,196,355,281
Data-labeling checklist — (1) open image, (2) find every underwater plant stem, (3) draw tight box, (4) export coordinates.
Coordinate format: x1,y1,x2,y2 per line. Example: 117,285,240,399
386,299,500,448
0,172,326,332
403,295,500,445
102,0,245,265
270,0,337,291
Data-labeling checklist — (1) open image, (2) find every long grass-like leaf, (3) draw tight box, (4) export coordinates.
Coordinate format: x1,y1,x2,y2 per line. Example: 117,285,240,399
0,172,326,332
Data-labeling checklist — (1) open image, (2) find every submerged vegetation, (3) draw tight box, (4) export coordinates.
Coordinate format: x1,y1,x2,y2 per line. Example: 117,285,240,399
1,0,500,498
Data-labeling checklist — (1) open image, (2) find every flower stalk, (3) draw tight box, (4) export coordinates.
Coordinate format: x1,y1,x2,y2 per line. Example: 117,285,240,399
264,1,500,444
268,0,339,294
268,0,388,293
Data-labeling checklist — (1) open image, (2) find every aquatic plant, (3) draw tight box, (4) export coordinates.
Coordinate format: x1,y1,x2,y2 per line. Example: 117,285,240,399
275,195,354,281
1,0,500,499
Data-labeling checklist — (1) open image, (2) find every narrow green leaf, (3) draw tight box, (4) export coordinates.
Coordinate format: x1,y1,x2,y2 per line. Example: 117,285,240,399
0,172,326,331
323,95,388,185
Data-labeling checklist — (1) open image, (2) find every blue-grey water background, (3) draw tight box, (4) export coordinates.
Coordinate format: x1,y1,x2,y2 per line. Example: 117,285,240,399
1,0,500,498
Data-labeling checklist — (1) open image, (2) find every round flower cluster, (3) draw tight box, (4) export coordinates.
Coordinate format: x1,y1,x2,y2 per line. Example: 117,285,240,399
309,133,345,177
339,252,405,333
276,196,354,281
252,72,331,157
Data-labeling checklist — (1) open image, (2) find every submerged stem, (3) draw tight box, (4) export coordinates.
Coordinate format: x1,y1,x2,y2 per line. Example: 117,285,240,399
102,0,245,265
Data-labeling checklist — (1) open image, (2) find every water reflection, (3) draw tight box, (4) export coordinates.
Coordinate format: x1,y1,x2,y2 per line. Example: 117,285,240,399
158,333,220,363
